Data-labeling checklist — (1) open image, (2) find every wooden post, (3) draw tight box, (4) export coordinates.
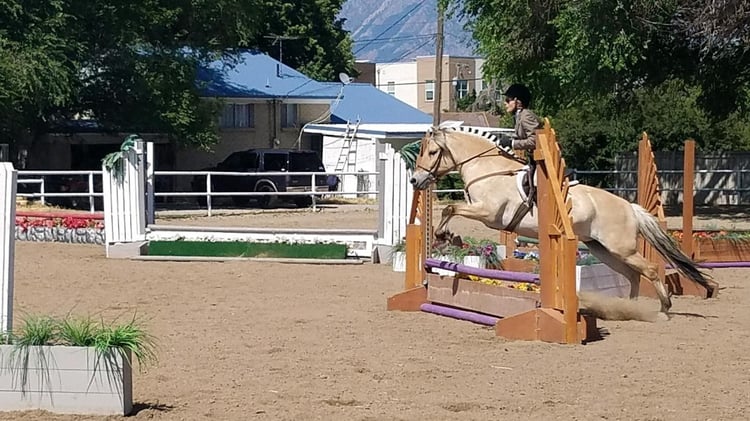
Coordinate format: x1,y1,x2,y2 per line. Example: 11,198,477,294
0,163,16,335
682,139,695,259
495,119,597,344
387,6,443,310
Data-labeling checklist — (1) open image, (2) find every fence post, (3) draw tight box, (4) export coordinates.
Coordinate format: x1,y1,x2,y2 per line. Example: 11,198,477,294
1,162,17,334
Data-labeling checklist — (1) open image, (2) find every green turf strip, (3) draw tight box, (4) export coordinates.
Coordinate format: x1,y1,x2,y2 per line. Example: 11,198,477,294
147,240,347,259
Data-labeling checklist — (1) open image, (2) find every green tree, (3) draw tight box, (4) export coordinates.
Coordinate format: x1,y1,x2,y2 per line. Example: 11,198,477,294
256,0,356,80
0,0,355,165
457,0,750,171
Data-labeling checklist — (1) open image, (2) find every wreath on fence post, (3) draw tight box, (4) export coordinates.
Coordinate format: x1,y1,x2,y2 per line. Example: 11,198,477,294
101,134,142,179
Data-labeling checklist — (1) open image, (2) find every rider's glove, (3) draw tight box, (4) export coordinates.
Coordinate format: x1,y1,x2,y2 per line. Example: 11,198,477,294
497,134,514,149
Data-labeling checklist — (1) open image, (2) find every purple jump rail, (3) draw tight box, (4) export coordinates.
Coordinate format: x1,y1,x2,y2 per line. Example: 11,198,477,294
667,262,750,269
420,303,499,326
425,258,540,284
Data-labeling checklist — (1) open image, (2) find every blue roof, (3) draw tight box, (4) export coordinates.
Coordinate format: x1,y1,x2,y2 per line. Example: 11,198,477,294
196,51,338,101
321,82,432,124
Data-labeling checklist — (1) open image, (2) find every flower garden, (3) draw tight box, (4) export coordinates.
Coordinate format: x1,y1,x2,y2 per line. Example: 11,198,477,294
14,211,105,245
669,229,750,262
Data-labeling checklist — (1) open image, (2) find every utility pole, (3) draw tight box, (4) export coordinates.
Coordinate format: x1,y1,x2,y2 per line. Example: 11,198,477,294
263,34,301,65
432,4,445,126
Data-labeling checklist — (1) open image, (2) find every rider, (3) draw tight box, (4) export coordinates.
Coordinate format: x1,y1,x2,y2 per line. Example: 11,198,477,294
497,83,543,154
497,83,543,206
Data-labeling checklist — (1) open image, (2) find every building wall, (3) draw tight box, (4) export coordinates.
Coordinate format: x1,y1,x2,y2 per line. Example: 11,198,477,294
375,62,418,109
415,56,481,114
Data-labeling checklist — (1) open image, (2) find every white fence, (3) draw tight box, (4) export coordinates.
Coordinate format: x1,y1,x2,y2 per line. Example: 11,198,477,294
1,163,16,334
16,170,103,213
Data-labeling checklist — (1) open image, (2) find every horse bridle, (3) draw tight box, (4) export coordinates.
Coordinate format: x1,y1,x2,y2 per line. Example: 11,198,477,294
416,132,520,182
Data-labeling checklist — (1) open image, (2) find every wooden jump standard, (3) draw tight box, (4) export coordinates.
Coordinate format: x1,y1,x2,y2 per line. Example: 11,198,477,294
387,121,598,345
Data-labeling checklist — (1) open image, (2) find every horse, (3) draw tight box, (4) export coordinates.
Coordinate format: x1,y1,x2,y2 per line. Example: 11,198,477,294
408,125,714,315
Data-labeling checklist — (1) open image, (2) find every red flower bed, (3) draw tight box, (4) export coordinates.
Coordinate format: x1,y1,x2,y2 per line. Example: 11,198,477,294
15,211,104,232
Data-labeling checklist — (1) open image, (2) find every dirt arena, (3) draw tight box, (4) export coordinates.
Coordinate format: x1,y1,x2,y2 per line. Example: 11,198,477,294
4,204,750,421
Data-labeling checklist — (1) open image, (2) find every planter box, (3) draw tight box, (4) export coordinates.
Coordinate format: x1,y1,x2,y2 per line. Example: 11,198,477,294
576,263,630,298
432,255,459,276
499,257,537,273
426,274,540,318
695,238,750,262
462,255,486,269
0,345,132,415
391,251,406,272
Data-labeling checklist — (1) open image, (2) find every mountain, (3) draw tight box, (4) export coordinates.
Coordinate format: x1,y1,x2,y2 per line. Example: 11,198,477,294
339,0,478,62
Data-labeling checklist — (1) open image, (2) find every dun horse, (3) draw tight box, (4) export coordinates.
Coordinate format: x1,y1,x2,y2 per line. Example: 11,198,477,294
409,126,714,314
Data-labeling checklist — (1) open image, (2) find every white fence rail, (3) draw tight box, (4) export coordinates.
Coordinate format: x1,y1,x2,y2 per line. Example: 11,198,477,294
11,166,750,214
154,170,379,216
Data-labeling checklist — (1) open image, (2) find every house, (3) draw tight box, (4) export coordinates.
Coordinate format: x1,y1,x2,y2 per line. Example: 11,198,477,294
177,50,342,171
309,81,432,197
33,51,340,175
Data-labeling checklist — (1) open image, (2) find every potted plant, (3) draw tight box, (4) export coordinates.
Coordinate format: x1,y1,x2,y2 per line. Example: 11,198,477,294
0,312,157,416
460,237,501,269
391,238,407,272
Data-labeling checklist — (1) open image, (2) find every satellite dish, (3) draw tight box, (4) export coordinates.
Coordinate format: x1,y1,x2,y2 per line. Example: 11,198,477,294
338,72,353,85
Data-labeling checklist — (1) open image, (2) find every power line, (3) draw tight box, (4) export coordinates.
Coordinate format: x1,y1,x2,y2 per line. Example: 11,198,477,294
352,34,436,44
377,37,436,65
353,1,427,55
375,77,486,87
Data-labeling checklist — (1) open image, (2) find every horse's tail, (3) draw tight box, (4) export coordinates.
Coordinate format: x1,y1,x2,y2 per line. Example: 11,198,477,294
630,204,715,295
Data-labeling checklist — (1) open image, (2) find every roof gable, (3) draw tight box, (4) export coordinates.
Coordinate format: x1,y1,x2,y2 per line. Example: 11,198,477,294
196,50,337,101
320,82,432,124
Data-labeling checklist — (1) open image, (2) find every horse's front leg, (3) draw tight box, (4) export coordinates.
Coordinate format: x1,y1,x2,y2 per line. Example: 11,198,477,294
434,203,492,237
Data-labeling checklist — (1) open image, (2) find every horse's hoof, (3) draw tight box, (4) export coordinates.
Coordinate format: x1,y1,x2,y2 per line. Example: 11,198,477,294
656,312,670,322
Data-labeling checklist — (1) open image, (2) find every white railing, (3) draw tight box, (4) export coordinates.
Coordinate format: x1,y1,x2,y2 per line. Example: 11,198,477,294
13,166,750,214
154,170,379,216
16,170,103,213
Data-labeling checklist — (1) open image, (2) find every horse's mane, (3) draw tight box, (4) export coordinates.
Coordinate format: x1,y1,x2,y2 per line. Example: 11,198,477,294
438,126,517,158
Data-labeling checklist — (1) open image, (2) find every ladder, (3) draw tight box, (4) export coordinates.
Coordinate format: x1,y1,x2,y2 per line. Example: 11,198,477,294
334,118,360,173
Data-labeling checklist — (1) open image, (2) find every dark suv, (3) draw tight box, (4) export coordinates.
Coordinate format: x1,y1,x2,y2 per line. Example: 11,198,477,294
191,148,329,208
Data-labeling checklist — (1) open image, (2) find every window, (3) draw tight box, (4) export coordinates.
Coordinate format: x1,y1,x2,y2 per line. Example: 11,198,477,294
455,80,469,99
289,152,325,172
386,81,395,95
219,103,255,128
425,80,434,101
220,151,259,170
281,103,298,128
264,153,288,171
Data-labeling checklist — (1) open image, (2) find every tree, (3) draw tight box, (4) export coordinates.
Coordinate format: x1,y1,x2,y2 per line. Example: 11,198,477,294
457,0,750,170
256,0,356,80
0,0,356,166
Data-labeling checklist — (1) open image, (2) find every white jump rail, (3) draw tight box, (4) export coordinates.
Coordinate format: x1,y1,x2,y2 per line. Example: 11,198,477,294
146,226,377,258
1,163,16,334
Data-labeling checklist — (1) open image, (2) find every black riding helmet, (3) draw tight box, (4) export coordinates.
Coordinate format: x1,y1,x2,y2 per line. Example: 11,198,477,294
503,83,532,107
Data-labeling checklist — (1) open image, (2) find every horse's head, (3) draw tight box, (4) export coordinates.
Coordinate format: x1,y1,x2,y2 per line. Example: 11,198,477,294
409,128,456,190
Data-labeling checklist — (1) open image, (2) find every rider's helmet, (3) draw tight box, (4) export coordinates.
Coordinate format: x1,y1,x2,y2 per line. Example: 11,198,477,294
503,83,532,108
